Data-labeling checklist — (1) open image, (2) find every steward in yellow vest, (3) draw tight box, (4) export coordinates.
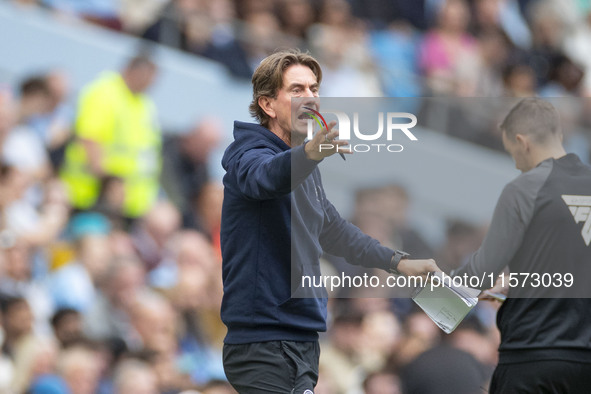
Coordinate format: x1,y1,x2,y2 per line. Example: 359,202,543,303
61,56,161,218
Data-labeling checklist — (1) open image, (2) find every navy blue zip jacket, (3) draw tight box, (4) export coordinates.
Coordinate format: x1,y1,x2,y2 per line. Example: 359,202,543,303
220,121,394,344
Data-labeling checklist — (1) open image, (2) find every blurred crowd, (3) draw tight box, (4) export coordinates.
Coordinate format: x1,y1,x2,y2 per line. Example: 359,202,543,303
9,0,591,96
1,0,590,393
8,0,591,158
0,59,232,393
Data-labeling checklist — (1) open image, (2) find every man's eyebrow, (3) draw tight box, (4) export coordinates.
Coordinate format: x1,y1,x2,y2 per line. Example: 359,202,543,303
286,82,319,89
287,82,305,89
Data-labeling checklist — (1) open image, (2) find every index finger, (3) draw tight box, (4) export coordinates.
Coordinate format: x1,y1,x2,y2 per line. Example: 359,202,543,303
322,121,336,134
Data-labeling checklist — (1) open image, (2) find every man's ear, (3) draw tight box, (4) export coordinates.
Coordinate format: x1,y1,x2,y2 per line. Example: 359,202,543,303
515,133,530,152
258,96,276,120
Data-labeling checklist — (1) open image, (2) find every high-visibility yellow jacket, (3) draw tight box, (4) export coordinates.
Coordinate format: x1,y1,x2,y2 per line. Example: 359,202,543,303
61,72,161,217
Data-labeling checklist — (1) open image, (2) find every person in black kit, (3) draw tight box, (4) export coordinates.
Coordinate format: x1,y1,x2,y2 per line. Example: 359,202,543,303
452,98,591,393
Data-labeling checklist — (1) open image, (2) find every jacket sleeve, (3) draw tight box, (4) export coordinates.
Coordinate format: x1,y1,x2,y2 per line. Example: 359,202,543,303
232,143,320,200
319,198,393,271
451,174,545,288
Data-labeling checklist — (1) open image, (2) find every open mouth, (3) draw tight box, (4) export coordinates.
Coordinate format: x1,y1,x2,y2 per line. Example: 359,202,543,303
297,112,313,120
297,105,319,120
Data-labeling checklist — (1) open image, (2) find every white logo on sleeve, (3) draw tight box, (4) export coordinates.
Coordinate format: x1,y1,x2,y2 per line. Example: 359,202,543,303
303,390,314,394
562,195,591,246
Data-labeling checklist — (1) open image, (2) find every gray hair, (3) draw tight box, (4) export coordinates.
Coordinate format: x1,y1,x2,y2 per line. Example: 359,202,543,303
500,98,561,143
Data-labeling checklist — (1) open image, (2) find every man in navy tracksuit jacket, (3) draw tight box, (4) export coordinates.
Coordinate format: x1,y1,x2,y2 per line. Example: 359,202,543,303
220,50,439,393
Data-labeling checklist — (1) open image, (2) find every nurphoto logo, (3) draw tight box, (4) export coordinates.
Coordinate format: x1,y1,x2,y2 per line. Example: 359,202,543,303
304,107,418,154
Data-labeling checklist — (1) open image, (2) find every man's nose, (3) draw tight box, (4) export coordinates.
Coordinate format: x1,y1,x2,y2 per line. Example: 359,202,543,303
301,95,318,111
